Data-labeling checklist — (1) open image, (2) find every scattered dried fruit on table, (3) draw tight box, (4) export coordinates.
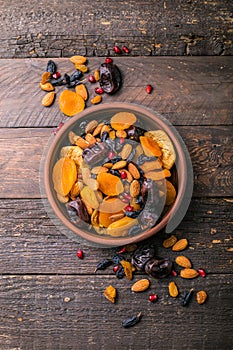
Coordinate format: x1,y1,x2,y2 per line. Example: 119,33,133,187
145,257,172,278
175,256,192,268
42,91,55,107
94,69,100,81
113,45,122,54
76,248,84,259
69,55,87,65
181,288,194,306
52,157,77,196
122,312,142,328
59,90,85,116
46,60,57,74
163,235,178,248
41,71,51,84
94,259,112,272
75,84,88,101
104,285,117,303
180,268,199,279
121,260,133,280
168,281,179,297
145,84,153,94
74,64,89,73
198,268,207,277
196,290,208,304
131,278,150,292
172,238,189,252
122,46,130,54
148,294,158,302
40,82,55,92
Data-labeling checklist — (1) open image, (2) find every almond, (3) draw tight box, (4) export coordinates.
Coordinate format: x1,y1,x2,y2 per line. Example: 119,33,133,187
40,82,54,91
74,136,90,149
85,120,98,134
85,133,96,145
180,268,199,279
120,143,133,160
128,162,140,179
172,238,189,251
112,160,127,170
168,281,179,297
196,290,208,304
163,235,177,248
175,256,192,268
91,166,108,174
131,279,150,292
92,123,104,137
42,91,55,107
130,180,140,197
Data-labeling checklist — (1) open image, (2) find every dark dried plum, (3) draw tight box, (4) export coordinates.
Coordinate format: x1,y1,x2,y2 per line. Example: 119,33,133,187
67,198,90,223
70,70,83,82
46,60,57,74
99,62,122,94
131,245,155,271
144,257,172,278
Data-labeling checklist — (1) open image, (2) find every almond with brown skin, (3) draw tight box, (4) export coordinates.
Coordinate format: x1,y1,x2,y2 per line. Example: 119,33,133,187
112,160,127,170
180,268,199,279
130,180,140,197
163,234,177,248
128,163,140,179
172,238,189,251
175,256,192,268
120,143,133,160
131,279,150,292
85,120,98,134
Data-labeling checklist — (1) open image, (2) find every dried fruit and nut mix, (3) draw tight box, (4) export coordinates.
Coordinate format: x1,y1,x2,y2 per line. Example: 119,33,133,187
52,111,178,237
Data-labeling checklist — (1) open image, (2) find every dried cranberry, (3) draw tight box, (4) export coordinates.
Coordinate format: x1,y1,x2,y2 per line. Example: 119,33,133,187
95,87,104,94
171,270,178,277
52,71,61,79
113,265,120,273
88,74,96,83
125,205,133,212
122,46,130,54
149,294,158,302
113,45,122,54
120,171,127,179
117,247,127,254
146,84,153,94
198,268,207,277
105,57,113,64
76,249,84,259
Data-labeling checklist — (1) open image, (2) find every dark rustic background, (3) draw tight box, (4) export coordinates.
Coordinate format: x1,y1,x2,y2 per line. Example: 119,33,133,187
0,0,232,58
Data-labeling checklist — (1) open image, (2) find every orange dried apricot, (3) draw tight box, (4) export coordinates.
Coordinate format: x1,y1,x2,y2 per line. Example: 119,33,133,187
139,136,162,157
110,112,137,130
59,90,85,117
52,157,77,196
99,210,124,227
107,216,138,237
75,84,88,101
97,173,124,196
145,169,171,181
165,180,177,205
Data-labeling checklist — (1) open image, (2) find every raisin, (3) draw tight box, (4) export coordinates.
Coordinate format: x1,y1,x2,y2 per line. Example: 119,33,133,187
122,312,142,328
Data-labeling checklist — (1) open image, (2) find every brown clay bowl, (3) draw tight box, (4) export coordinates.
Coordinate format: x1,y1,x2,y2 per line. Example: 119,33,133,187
43,102,193,247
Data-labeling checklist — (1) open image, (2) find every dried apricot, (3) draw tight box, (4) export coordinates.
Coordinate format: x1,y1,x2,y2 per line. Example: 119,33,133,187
52,157,77,196
97,173,124,196
107,216,138,237
110,112,137,130
139,136,162,157
59,90,85,117
75,84,88,101
165,180,176,205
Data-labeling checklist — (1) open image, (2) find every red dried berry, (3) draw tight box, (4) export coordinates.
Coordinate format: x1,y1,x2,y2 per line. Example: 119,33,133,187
113,45,122,54
198,268,207,277
149,294,158,302
146,84,153,94
113,265,120,273
117,247,127,254
52,71,61,79
171,270,178,277
95,87,104,95
105,57,113,64
88,74,96,83
125,205,133,212
120,171,127,179
122,46,130,54
77,249,84,259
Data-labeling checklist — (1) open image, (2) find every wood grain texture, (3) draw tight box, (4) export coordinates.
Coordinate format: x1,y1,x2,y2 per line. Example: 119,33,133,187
0,57,232,127
0,274,232,350
0,198,232,274
0,0,232,58
0,126,232,198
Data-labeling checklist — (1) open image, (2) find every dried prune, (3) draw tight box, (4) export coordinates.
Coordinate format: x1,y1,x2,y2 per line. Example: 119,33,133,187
144,257,172,278
70,70,83,82
99,62,122,94
46,60,57,74
82,142,110,166
131,245,155,271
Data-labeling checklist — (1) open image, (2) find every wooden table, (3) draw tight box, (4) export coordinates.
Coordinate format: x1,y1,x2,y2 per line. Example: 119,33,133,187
0,56,232,349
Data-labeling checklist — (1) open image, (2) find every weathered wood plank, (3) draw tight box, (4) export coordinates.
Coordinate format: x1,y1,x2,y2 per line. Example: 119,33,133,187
0,126,232,198
0,198,232,274
0,0,232,58
0,57,232,127
0,274,232,350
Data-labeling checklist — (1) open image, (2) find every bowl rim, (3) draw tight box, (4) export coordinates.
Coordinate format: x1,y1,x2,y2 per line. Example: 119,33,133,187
43,102,188,246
